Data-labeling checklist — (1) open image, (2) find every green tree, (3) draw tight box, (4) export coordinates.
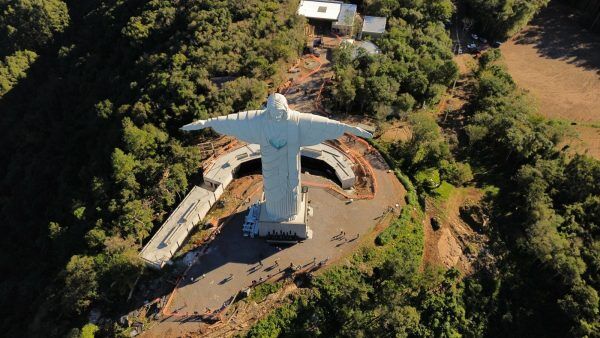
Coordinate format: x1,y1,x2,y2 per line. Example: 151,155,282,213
209,77,269,116
331,65,356,113
122,118,168,158
395,112,450,172
111,148,139,200
440,160,473,186
85,227,107,250
61,255,98,315
48,221,63,240
0,49,37,96
80,323,99,338
560,155,600,204
122,1,176,44
465,0,550,38
98,237,144,300
396,92,416,116
118,199,154,244
0,0,70,52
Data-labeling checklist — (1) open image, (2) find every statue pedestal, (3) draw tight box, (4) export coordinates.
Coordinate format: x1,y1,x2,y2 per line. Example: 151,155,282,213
258,192,311,240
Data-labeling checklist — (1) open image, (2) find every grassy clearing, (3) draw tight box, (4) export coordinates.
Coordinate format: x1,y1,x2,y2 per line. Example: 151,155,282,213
432,181,454,202
372,169,424,266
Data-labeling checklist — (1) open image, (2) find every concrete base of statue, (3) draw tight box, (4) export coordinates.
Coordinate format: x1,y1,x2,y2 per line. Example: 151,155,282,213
258,191,312,240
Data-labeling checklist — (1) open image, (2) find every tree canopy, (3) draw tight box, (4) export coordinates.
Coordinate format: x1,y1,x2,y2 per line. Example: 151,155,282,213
0,0,304,335
328,0,458,117
464,0,550,39
1,0,598,336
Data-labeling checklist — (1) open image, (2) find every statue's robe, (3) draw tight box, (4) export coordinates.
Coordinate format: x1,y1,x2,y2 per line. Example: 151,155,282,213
199,110,353,221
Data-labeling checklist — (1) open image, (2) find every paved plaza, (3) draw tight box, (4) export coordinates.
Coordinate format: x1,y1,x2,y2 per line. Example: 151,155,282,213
143,152,405,337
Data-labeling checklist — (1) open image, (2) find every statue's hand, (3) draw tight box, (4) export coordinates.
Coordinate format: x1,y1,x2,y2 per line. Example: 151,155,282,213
350,126,373,139
180,119,209,132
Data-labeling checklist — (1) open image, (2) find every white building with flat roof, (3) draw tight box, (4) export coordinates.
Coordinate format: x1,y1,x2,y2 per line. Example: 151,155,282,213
297,0,358,36
297,0,342,21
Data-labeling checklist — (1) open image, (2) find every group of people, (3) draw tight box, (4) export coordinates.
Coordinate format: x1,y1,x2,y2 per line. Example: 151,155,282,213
333,229,360,242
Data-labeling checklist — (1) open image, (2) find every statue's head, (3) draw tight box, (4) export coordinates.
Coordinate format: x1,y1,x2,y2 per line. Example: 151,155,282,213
266,93,289,121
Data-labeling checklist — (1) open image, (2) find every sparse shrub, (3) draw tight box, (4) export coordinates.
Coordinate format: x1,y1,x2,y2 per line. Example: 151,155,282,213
440,160,473,186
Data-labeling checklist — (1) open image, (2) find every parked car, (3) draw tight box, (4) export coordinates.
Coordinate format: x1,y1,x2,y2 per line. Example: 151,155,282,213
471,33,478,40
493,41,502,48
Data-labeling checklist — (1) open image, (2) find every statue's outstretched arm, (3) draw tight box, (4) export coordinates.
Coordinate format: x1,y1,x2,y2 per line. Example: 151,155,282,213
181,110,262,144
298,113,372,146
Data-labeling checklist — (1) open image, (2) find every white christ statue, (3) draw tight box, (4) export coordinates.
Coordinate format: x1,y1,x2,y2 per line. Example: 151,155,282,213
181,93,372,222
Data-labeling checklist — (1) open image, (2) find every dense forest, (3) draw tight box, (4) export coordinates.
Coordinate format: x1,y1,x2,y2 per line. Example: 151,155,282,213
463,0,600,39
0,0,303,336
247,2,600,338
1,0,599,337
248,49,600,338
463,50,599,336
463,0,550,39
328,0,457,116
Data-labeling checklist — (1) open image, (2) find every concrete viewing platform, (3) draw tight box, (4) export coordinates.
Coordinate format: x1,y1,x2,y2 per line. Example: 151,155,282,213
140,142,357,269
141,148,406,337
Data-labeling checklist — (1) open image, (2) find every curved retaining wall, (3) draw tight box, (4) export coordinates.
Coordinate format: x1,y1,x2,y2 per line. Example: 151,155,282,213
140,143,356,269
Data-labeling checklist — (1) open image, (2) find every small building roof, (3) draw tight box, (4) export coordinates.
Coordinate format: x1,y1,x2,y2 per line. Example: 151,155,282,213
342,39,381,56
333,3,357,27
355,40,381,54
297,0,342,21
362,16,387,34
